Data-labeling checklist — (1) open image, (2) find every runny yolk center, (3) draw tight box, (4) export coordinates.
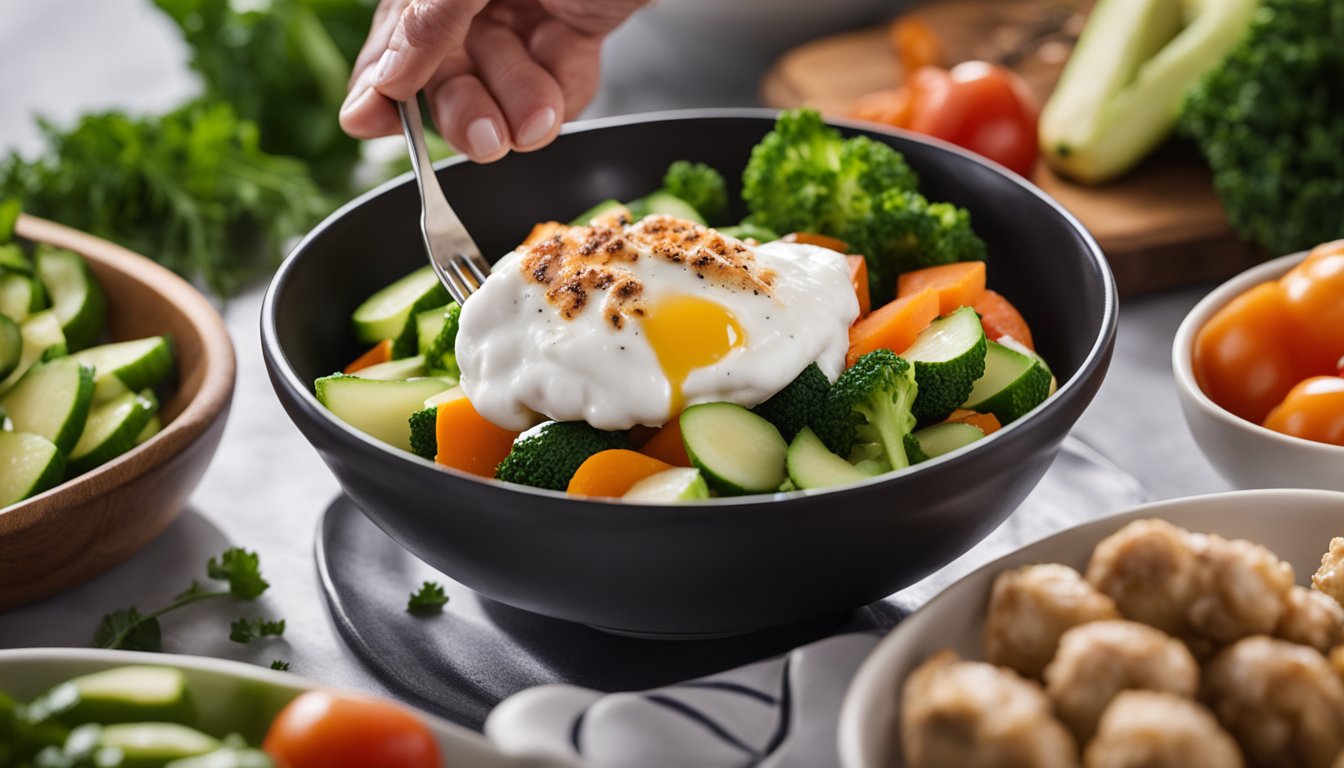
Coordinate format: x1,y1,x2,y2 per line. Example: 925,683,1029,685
641,295,746,418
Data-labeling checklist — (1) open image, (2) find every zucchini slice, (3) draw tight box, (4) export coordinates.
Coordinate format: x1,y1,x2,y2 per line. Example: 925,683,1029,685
416,302,461,377
0,315,19,380
350,266,448,347
315,374,452,451
74,335,174,401
680,402,787,495
907,422,986,464
962,341,1052,425
786,426,879,490
627,191,707,225
569,199,627,226
623,467,711,502
901,306,988,422
100,722,220,764
36,246,105,351
350,355,428,381
68,390,158,474
1,310,66,393
0,273,45,322
135,414,163,446
0,431,65,507
0,356,94,453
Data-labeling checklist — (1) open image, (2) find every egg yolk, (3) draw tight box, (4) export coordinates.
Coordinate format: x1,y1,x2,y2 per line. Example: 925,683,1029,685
641,295,746,418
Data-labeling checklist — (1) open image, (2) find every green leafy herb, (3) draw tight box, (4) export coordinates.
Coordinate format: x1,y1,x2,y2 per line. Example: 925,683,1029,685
406,581,449,614
94,547,270,651
229,617,287,644
270,660,291,671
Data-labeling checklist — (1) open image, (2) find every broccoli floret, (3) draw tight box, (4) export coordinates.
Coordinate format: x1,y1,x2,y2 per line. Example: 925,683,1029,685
409,407,438,460
662,161,730,225
751,362,831,441
855,189,986,305
425,302,461,378
1180,0,1344,256
903,432,930,465
810,349,919,471
495,421,628,491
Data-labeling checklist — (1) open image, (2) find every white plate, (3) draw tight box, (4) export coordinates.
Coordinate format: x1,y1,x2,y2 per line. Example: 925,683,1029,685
0,648,572,767
837,488,1344,768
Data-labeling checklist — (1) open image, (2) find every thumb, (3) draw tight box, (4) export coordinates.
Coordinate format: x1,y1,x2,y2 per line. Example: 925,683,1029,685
374,0,489,100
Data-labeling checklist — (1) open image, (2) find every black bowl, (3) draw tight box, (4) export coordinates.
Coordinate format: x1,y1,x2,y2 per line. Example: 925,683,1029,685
262,110,1116,637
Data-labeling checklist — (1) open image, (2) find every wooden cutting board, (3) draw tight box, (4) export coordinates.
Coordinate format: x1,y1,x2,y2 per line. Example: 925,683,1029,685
761,0,1266,297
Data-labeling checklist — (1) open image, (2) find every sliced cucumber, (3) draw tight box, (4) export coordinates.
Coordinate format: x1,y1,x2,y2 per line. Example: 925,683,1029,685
0,272,45,322
1,310,66,393
569,198,628,226
901,306,988,422
351,265,448,347
68,390,157,474
623,467,710,502
628,191,707,225
0,244,33,274
315,374,452,451
415,305,450,357
36,246,106,351
164,745,275,768
0,357,94,453
680,402,787,495
0,432,65,507
717,223,780,243
100,722,220,766
786,426,880,490
962,341,1052,425
416,302,460,377
350,354,427,381
136,414,163,446
999,334,1058,397
74,336,174,401
0,315,19,380
907,422,986,465
424,385,465,408
31,667,195,727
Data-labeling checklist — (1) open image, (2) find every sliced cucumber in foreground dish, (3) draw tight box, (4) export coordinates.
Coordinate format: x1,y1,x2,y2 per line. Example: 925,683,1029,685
962,340,1052,425
623,467,710,502
787,426,879,490
350,354,427,381
1,310,66,393
902,306,987,422
36,245,106,351
0,431,65,507
68,390,158,475
136,414,163,446
0,356,94,453
906,422,987,464
0,314,19,380
680,402,787,495
315,374,452,452
0,272,44,322
74,335,174,401
351,265,448,346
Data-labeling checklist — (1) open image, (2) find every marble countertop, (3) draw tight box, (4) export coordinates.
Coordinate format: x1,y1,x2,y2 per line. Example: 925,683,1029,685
0,0,1232,729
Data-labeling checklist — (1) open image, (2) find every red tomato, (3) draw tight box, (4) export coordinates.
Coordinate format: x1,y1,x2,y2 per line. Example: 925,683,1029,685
1193,282,1308,424
1279,241,1344,375
1263,376,1344,447
263,690,440,768
905,62,1040,177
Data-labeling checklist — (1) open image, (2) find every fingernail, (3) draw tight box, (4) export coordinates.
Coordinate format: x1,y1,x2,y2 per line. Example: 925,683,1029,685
375,49,403,84
516,107,557,148
341,84,375,116
466,118,503,158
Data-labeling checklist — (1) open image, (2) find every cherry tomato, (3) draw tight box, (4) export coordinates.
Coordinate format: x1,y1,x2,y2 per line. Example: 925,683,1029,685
263,690,440,768
1193,281,1309,424
905,62,1040,177
1279,240,1344,375
1263,376,1344,447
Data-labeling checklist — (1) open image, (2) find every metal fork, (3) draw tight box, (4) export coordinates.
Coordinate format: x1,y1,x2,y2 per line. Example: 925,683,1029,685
397,96,491,305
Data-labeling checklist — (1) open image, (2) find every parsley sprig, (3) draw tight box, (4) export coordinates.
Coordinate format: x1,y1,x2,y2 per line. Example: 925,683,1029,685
94,548,276,651
406,581,449,614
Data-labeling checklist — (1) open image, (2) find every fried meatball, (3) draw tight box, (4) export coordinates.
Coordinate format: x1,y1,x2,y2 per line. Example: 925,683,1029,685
1044,620,1199,743
902,650,1079,768
1313,537,1344,608
1330,645,1344,682
1204,636,1344,768
984,564,1121,679
1083,691,1243,768
1085,519,1205,637
1278,586,1344,653
1187,533,1295,647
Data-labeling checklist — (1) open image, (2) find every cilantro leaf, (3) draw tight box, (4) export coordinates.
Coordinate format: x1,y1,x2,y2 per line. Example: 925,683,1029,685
270,660,290,671
208,548,269,599
94,608,163,652
406,581,449,614
229,617,286,644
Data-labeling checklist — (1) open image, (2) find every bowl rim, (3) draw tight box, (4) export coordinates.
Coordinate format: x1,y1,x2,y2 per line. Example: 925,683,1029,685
835,487,1344,768
261,107,1118,508
1171,249,1344,457
0,215,237,526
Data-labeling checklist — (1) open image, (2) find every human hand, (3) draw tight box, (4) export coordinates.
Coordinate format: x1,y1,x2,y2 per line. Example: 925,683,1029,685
341,0,648,162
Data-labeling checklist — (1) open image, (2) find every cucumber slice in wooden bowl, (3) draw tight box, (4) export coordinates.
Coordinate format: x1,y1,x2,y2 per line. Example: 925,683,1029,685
0,214,233,612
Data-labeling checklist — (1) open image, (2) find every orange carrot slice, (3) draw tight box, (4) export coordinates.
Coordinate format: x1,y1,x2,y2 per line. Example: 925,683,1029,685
973,289,1034,349
890,17,945,74
344,339,392,374
847,255,872,318
897,262,986,316
521,221,567,247
847,287,940,366
435,397,519,477
945,409,1001,436
639,419,692,467
567,449,675,498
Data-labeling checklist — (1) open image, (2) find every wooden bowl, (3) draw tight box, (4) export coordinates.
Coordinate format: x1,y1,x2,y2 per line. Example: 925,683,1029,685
0,215,235,610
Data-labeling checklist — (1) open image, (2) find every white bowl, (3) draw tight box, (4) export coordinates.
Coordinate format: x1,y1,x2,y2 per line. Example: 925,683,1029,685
1172,251,1344,490
0,649,572,767
837,488,1344,768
